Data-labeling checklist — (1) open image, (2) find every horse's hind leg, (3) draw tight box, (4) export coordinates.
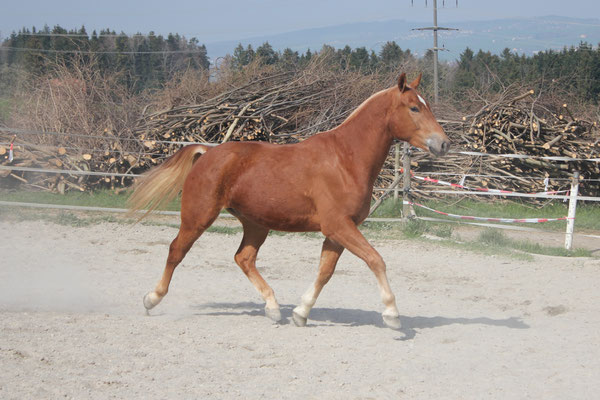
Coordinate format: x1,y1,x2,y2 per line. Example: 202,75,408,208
292,238,344,327
322,218,401,330
234,220,281,322
143,205,219,312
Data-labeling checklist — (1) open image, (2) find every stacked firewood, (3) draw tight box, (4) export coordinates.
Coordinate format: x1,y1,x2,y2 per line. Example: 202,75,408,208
134,70,367,154
386,92,600,200
1,70,380,192
0,131,146,192
2,85,599,201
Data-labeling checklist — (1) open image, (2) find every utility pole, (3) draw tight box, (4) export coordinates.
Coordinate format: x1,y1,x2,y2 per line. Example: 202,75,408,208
412,0,458,103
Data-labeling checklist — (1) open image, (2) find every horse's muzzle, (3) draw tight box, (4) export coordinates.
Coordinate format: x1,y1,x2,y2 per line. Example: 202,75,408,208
426,134,450,156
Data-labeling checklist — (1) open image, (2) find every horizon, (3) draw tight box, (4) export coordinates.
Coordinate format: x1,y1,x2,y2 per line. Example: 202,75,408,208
2,1,600,63
2,0,598,43
7,14,600,39
4,15,600,61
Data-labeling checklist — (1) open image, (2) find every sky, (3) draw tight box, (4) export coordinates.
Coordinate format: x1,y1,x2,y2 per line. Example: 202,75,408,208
1,0,599,43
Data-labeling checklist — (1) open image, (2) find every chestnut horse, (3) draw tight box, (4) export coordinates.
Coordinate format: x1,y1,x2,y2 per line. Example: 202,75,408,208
129,73,449,329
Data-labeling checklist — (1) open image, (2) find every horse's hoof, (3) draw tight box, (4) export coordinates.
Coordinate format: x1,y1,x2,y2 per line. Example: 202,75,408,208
265,307,282,322
292,311,307,327
143,291,161,310
383,315,402,330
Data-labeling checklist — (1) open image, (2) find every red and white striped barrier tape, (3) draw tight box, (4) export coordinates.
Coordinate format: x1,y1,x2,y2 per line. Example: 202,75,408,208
403,201,571,223
454,150,600,163
8,135,15,162
400,169,569,196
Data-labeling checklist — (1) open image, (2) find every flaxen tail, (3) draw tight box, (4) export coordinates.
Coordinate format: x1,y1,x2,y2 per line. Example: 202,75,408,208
127,144,209,220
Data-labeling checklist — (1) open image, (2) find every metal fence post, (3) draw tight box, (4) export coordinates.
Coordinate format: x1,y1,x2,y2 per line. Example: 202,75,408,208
564,171,580,250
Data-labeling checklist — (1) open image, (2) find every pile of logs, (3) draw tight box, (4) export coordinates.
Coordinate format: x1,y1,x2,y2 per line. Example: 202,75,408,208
134,70,368,155
397,92,600,200
2,83,599,202
0,70,376,192
0,130,145,193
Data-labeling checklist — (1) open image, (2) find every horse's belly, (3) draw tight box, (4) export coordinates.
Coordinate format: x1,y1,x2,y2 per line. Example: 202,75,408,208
228,194,320,232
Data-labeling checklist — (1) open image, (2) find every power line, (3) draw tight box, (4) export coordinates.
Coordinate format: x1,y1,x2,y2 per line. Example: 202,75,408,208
0,46,206,55
4,32,171,38
2,142,170,157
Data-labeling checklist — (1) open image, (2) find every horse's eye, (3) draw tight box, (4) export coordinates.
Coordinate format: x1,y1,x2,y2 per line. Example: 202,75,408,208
410,106,420,113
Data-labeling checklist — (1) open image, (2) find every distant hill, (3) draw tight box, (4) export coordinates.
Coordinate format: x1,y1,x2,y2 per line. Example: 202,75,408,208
205,16,600,61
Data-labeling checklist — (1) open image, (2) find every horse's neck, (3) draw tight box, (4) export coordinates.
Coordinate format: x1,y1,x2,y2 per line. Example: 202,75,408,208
333,90,393,185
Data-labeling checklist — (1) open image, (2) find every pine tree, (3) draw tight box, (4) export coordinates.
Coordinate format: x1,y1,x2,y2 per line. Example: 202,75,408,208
281,48,299,69
256,42,278,65
349,47,369,71
232,43,250,68
379,41,403,68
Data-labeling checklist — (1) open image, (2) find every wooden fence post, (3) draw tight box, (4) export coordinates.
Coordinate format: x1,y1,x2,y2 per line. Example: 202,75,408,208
402,142,412,221
564,171,579,250
394,143,400,202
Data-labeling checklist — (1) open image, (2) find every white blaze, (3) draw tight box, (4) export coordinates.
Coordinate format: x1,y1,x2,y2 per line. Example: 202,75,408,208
418,94,427,107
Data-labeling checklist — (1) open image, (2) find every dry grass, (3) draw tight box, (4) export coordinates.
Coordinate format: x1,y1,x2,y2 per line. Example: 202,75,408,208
8,54,142,152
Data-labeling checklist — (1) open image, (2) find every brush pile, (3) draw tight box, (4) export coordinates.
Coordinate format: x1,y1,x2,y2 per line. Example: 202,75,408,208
0,69,383,193
134,69,375,155
0,130,145,193
397,91,600,200
2,82,599,201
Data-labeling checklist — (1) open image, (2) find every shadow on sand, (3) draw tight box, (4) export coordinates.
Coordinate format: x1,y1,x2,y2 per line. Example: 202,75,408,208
192,301,530,340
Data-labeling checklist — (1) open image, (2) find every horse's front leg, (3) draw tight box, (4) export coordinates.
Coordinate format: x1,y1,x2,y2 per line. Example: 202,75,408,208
322,218,401,330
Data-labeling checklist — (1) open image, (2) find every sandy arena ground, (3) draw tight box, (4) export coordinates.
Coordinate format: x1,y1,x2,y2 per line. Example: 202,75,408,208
1,218,599,399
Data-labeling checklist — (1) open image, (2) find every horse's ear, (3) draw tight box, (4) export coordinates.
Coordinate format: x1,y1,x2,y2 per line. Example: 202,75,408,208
409,73,422,89
398,73,408,93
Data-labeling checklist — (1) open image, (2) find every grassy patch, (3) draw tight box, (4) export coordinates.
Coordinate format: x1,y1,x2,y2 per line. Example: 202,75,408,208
371,197,600,231
478,228,511,247
439,236,535,261
1,190,596,259
369,198,403,218
0,189,181,211
3,190,598,231
429,223,454,238
206,225,242,235
401,219,427,238
361,218,592,260
475,228,591,257
0,206,124,228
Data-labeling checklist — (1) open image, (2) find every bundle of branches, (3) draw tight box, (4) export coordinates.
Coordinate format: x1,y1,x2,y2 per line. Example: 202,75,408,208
5,58,596,203
2,58,396,193
0,132,145,192
130,64,395,189
393,91,600,203
135,66,385,156
0,55,152,192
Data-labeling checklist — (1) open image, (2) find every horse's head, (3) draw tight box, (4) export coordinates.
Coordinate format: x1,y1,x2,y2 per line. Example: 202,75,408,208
388,73,450,156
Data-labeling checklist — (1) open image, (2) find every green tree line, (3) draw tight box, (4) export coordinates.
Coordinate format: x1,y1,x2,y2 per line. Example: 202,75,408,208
2,25,599,103
230,40,600,103
453,43,600,102
230,41,416,72
0,25,210,92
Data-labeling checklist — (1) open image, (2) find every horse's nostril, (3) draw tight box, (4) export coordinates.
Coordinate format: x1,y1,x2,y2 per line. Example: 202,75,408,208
441,141,449,153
